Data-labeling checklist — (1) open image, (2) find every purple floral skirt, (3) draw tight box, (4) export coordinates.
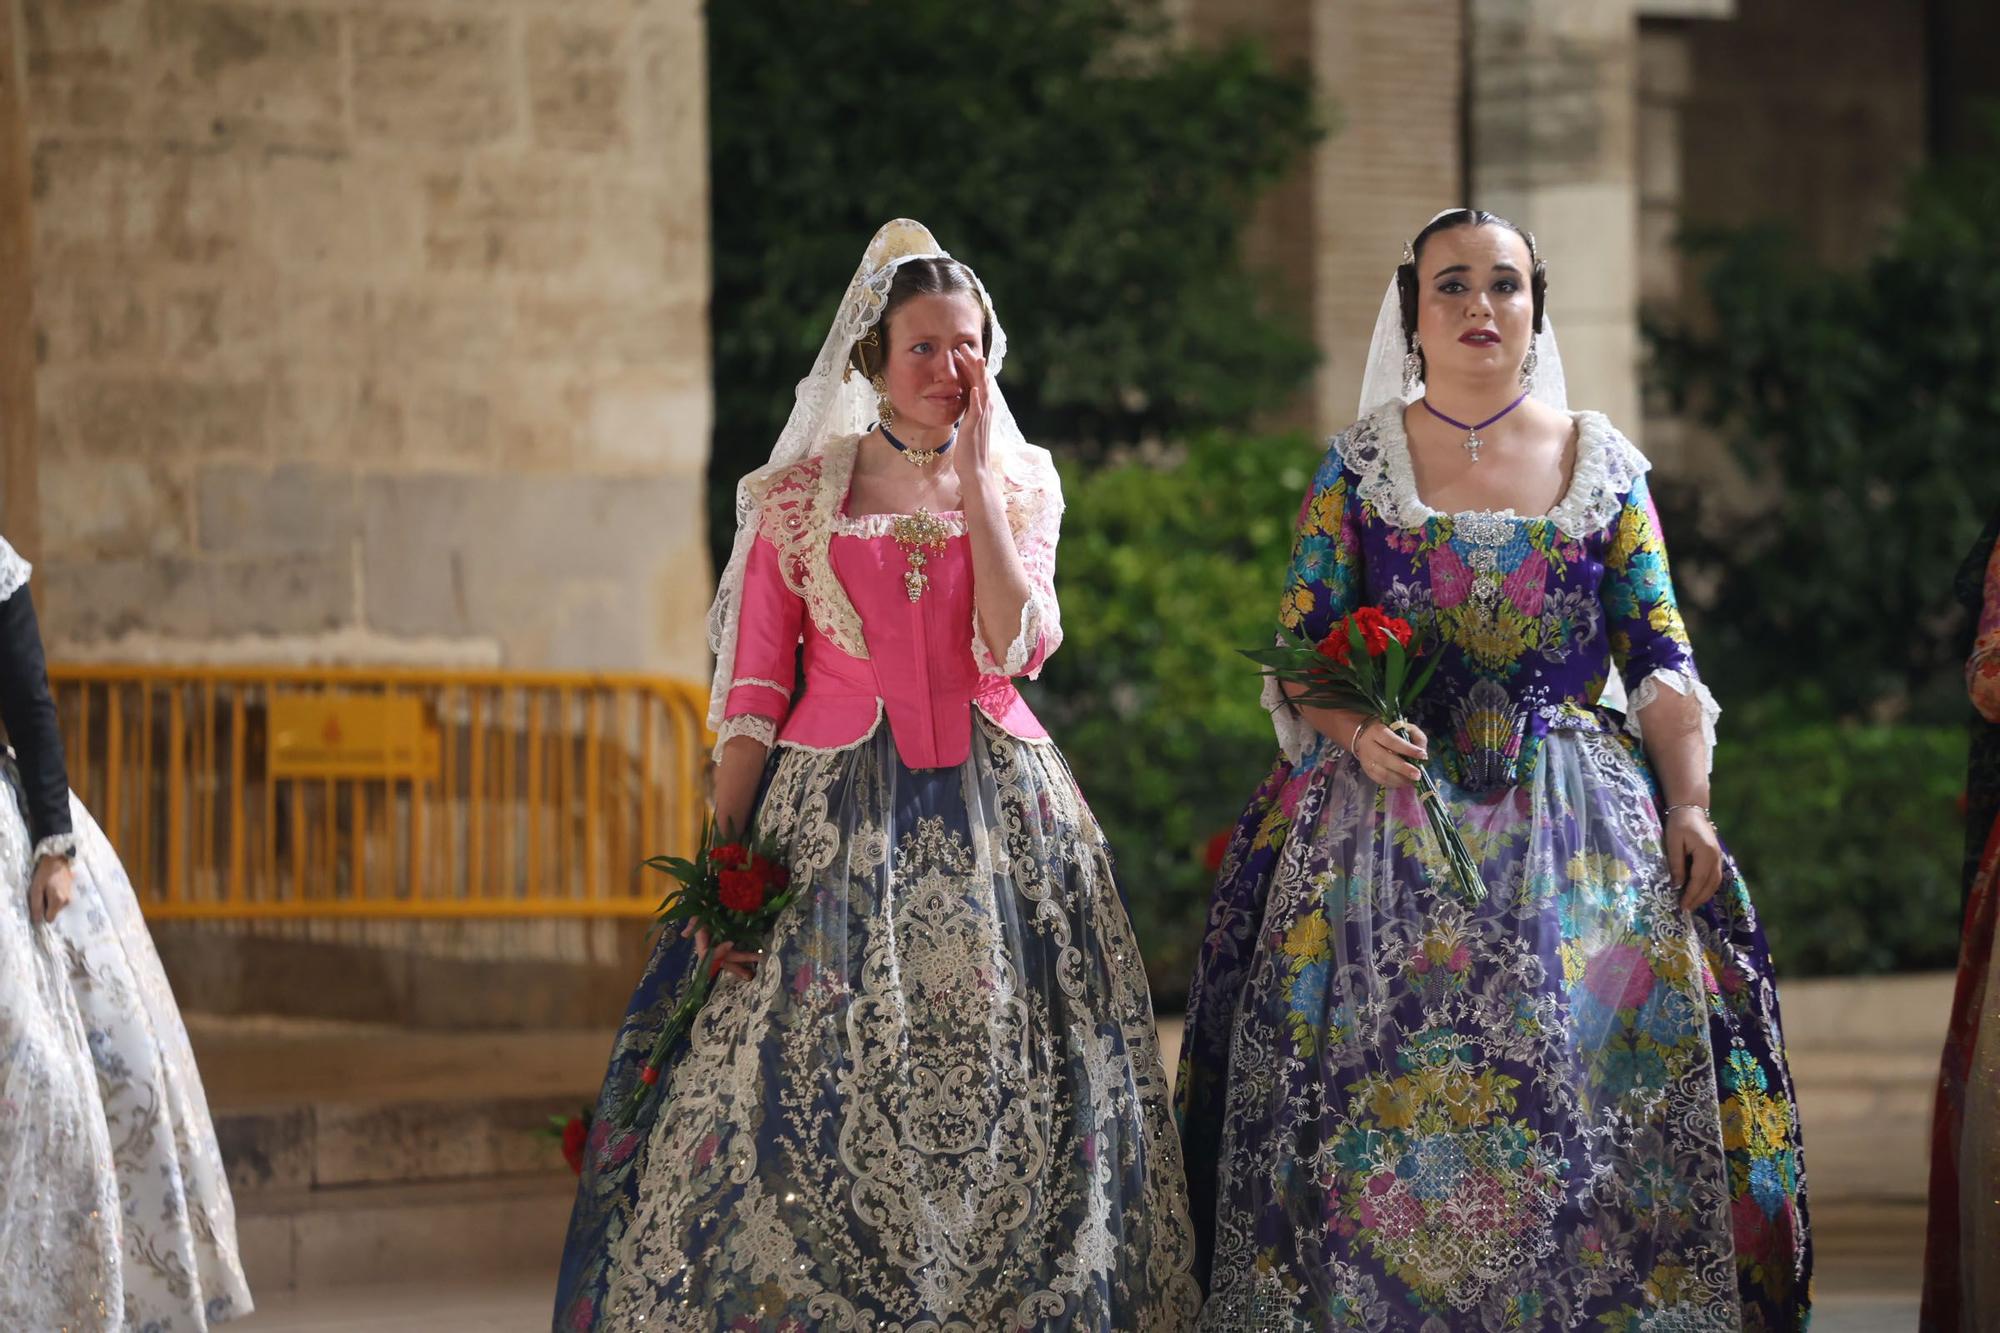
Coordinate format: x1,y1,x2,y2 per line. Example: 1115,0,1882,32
1176,723,1810,1331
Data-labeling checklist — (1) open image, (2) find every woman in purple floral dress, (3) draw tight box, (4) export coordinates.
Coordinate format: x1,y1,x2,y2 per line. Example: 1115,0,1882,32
1179,210,1811,1331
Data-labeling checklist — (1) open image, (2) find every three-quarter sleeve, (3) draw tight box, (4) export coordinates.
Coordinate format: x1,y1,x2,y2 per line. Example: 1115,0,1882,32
1599,471,1720,758
0,582,75,859
1265,442,1364,762
715,532,805,756
975,461,1064,680
1970,539,2000,723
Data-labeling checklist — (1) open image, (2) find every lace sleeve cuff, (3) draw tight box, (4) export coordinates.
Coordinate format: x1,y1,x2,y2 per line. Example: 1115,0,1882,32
1625,667,1721,768
975,595,1049,679
712,714,777,761
1262,639,1323,766
32,832,77,863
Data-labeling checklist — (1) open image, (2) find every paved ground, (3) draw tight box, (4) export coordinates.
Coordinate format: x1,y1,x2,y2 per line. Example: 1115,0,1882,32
228,986,1943,1330
241,1259,1919,1332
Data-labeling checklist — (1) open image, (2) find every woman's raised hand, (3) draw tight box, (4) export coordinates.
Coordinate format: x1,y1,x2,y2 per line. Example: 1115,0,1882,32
951,347,994,486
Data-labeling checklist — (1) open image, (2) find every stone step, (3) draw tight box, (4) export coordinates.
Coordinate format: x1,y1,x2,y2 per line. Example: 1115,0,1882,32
238,1174,577,1296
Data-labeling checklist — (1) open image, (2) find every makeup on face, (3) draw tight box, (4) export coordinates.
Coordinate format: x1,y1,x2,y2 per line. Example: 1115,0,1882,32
884,293,985,431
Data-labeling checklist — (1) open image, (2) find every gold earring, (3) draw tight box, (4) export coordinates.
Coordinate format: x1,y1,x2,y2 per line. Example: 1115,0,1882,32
871,373,895,427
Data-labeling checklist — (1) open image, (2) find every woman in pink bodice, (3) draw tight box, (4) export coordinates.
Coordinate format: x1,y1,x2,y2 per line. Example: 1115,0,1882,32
553,220,1198,1332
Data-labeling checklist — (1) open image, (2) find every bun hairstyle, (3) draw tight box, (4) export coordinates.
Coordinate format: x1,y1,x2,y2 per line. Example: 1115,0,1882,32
848,257,994,381
1394,209,1548,374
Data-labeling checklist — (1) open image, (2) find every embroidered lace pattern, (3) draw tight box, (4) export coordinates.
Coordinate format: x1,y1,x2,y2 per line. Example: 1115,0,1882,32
0,538,28,604
1344,406,1649,539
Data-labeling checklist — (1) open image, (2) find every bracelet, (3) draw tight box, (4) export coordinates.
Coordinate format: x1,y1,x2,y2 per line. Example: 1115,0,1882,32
1663,803,1712,825
1349,718,1371,754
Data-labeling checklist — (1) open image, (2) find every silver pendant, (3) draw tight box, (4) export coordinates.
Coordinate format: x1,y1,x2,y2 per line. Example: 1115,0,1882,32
1463,431,1482,462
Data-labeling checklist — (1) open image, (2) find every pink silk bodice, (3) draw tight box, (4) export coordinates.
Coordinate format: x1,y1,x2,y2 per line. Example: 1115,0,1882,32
717,439,1062,771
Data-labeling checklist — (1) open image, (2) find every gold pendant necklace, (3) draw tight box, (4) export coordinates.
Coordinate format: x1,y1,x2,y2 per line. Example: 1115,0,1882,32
881,420,957,470
890,508,952,602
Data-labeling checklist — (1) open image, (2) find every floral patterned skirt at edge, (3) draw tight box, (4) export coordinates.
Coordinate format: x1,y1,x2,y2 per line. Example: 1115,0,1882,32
1182,723,1811,1332
552,717,1200,1332
0,776,253,1332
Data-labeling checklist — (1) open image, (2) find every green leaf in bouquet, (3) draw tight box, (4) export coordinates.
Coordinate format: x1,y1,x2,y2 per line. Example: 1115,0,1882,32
1406,646,1444,705
1384,636,1408,702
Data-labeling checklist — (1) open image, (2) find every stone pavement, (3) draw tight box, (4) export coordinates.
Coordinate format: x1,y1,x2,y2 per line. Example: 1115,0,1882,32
229,974,1947,1330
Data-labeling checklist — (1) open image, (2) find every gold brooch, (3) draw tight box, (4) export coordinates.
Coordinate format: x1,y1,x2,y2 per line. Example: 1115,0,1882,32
890,509,952,602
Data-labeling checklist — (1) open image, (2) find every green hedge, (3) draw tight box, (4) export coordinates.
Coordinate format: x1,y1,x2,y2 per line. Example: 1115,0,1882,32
1031,434,1970,994
1715,718,1966,978
1031,432,1320,1000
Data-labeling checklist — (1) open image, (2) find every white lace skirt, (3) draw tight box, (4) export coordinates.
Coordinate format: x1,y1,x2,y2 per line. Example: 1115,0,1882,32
556,718,1199,1331
0,783,252,1331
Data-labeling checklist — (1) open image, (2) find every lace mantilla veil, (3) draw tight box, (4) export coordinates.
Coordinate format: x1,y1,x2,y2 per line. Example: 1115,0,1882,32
704,220,1054,736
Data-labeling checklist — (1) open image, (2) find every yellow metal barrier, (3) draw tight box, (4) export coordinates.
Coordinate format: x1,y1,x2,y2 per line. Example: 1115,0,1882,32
47,665,711,919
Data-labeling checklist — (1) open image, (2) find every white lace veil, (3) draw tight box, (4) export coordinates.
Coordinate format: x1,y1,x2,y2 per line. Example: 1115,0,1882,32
705,219,1036,733
1354,208,1569,420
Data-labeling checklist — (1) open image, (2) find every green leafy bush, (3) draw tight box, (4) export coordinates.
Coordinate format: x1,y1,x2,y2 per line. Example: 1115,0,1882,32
1646,121,2000,718
708,0,1322,568
1032,432,1319,1000
1714,717,1965,977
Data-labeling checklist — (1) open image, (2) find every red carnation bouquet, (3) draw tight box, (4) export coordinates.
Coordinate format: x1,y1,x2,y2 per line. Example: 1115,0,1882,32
616,819,797,1126
1245,606,1486,903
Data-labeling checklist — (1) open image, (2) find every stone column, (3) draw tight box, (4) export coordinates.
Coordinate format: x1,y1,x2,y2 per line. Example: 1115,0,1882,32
1469,0,1643,438
1311,0,1466,433
0,0,39,563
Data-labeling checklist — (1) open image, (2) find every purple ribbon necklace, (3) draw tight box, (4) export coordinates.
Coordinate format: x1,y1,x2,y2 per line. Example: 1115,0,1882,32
1420,390,1530,462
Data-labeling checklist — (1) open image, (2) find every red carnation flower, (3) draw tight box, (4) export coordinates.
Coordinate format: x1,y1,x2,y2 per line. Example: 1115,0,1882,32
1315,630,1353,665
560,1115,588,1175
718,867,765,913
708,842,748,870
753,855,791,894
1349,606,1411,656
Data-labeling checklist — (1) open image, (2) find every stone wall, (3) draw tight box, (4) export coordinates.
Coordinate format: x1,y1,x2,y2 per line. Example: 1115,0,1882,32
19,0,713,678
1310,0,1465,434
1471,0,1643,441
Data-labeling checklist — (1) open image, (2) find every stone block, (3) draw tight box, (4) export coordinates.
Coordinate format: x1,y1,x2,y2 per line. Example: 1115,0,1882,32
576,367,710,474
422,163,595,276
38,551,351,643
594,175,706,289
195,461,358,558
22,0,146,80
42,370,269,463
366,288,517,368
1637,101,1679,207
39,456,191,559
156,277,282,365
255,152,411,272
276,287,370,367
313,1097,570,1188
33,270,152,363
358,472,705,669
266,371,368,462
233,1212,295,1295
513,291,703,371
527,17,630,153
32,139,254,266
1637,25,1692,100
283,1180,573,1288
213,1105,315,1194
148,0,345,150
634,6,705,155
22,0,150,131
352,13,516,149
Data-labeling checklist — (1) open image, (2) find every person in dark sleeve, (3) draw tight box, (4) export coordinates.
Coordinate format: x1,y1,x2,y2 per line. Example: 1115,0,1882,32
0,536,253,1331
0,569,79,924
